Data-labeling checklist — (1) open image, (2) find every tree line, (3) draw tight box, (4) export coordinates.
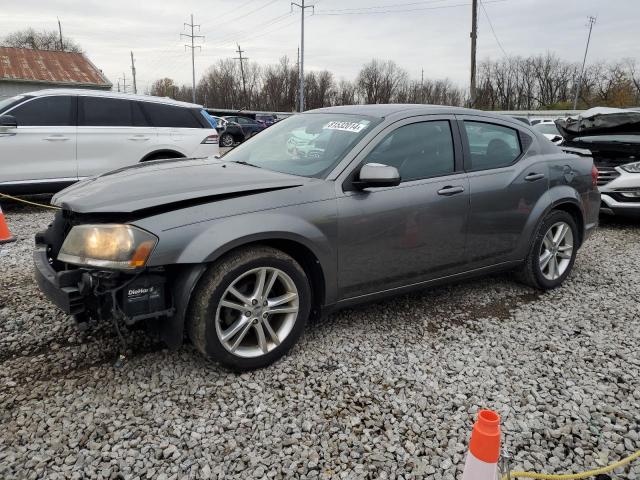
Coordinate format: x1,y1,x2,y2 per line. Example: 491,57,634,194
150,57,465,111
1,28,81,53
475,53,640,110
151,53,640,112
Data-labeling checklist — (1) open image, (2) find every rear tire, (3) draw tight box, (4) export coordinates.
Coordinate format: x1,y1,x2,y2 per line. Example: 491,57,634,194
220,133,234,148
187,246,311,371
515,210,578,290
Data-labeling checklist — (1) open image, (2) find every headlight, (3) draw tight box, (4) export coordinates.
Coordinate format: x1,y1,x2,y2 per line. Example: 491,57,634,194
621,161,640,173
58,224,158,270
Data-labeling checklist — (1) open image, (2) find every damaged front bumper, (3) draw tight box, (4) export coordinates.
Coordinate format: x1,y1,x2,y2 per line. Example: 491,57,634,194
598,167,640,217
34,241,174,326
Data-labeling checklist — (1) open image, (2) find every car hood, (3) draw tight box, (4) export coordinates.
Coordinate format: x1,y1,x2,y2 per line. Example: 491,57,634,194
52,157,307,214
556,107,640,140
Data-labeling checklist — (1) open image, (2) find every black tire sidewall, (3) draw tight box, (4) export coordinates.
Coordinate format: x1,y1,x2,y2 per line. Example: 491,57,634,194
531,211,578,289
220,133,233,147
201,254,311,370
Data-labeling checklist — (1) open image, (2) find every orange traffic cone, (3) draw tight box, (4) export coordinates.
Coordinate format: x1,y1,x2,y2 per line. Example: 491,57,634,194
461,409,501,480
0,205,15,244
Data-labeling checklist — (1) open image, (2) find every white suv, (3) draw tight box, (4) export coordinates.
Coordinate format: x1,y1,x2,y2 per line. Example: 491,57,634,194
0,89,219,193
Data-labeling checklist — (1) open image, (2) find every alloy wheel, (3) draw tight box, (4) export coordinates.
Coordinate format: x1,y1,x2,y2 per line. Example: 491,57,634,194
221,134,234,147
215,267,299,358
539,221,574,281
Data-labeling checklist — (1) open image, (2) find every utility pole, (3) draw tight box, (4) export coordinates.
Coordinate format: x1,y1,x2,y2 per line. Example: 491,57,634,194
119,73,127,93
181,14,204,104
234,44,249,106
421,68,424,103
469,0,478,107
57,17,64,51
573,16,597,110
130,51,137,94
291,1,314,112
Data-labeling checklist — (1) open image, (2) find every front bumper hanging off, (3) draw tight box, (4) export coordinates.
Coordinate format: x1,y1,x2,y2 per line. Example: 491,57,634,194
34,243,174,325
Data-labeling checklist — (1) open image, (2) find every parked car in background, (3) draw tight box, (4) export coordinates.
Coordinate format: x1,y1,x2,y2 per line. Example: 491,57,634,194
255,114,277,127
211,115,245,148
558,107,640,217
35,105,599,370
533,120,563,144
223,115,266,139
0,89,218,194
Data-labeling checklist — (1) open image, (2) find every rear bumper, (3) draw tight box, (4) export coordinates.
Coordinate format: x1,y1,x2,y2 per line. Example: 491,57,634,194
33,246,85,315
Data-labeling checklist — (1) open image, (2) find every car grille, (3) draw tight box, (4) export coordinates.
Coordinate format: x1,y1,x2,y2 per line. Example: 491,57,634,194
596,166,620,186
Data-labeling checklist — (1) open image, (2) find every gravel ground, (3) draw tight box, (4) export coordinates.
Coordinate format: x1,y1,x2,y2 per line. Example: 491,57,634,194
1,200,639,480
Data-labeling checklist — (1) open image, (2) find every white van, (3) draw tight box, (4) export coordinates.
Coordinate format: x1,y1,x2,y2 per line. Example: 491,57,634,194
0,89,219,193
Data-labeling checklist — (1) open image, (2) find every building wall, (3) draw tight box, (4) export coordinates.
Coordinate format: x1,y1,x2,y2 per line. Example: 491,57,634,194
0,81,110,100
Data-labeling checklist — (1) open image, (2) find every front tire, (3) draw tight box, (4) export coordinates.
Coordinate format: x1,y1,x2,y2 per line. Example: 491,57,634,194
516,210,578,290
187,246,311,370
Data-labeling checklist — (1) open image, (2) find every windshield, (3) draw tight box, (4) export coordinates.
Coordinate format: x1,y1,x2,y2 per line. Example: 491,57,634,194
0,95,28,114
534,123,561,136
222,113,381,178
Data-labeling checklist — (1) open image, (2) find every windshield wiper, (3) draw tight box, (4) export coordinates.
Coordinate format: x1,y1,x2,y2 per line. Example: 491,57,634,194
231,160,262,169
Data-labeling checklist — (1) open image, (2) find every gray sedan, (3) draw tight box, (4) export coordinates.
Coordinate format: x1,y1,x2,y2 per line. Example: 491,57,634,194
35,105,600,370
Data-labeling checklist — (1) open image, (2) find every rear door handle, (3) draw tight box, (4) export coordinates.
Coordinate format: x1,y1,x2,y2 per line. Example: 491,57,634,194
437,185,465,196
128,135,150,141
45,135,70,141
525,173,545,182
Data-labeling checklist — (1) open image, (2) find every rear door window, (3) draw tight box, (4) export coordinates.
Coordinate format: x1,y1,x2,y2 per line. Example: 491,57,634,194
9,96,74,126
463,121,521,170
142,103,202,128
79,97,139,127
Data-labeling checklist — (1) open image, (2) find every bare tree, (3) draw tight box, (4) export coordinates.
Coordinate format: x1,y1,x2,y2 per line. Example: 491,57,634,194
150,78,178,98
357,59,408,104
2,28,81,52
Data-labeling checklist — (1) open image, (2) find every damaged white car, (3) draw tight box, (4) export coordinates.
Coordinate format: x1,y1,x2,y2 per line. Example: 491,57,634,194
558,107,640,217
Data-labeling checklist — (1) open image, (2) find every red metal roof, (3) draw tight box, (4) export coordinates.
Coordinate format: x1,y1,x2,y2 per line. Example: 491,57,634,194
0,47,111,87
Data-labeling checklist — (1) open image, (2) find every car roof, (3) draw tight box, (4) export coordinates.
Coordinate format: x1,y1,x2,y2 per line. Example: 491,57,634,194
308,104,508,120
24,88,203,108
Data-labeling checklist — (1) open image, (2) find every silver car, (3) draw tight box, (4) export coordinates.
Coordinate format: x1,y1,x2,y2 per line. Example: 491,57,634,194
35,105,600,370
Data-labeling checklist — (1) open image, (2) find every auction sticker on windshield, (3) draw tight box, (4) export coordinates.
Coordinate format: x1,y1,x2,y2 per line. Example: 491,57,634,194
323,120,370,133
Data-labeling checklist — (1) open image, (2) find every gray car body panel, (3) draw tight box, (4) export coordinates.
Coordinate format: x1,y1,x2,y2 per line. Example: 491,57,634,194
50,105,599,316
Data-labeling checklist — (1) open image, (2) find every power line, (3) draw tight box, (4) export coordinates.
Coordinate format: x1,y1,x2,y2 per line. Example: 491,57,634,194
479,0,508,57
181,14,204,103
315,0,507,16
319,0,447,13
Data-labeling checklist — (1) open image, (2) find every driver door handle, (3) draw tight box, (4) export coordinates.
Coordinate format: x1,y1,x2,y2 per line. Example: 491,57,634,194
44,135,70,141
437,185,465,196
525,173,545,182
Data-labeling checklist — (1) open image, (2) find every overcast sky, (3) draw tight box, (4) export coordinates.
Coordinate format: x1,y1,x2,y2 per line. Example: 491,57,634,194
1,0,638,94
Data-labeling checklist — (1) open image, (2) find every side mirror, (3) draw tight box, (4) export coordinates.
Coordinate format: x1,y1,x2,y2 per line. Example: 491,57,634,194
0,114,17,129
353,163,401,189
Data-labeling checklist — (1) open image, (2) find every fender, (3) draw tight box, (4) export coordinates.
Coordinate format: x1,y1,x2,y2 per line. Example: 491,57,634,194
154,211,337,349
514,185,584,259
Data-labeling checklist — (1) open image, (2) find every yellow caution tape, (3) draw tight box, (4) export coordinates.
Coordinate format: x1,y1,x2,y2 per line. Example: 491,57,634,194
0,192,61,210
502,449,640,479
